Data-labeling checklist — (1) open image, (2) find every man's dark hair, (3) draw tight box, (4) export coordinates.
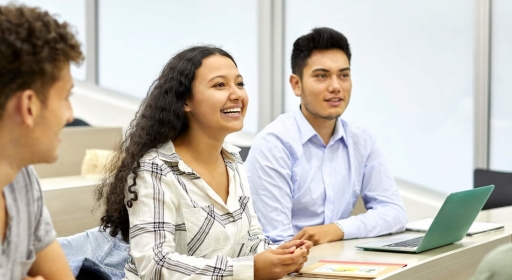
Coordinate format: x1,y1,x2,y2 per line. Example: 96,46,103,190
291,27,351,78
0,4,84,117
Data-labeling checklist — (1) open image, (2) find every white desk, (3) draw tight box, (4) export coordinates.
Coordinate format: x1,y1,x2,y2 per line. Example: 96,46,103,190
285,227,511,280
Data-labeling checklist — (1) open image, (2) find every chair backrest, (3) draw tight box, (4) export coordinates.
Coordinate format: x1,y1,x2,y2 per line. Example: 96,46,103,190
65,117,90,127
225,131,253,162
41,175,102,237
474,169,512,209
34,126,123,178
238,146,251,162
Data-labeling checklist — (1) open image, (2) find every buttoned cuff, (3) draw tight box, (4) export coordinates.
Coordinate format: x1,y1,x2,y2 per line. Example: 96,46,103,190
333,218,357,240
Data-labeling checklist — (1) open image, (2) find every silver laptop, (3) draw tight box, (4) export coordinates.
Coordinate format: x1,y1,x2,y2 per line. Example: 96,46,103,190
355,185,494,253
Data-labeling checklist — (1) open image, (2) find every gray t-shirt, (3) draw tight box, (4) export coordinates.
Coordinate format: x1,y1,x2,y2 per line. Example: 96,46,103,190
471,243,512,280
0,166,56,280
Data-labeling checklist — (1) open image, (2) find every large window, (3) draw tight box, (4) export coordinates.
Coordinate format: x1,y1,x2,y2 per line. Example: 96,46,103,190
98,0,259,133
489,0,512,172
0,0,87,80
284,0,474,193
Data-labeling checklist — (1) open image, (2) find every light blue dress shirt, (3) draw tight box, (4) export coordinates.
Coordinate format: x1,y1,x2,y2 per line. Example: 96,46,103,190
245,109,407,243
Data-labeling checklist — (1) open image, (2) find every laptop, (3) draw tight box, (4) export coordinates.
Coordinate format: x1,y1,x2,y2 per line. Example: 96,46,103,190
355,185,495,253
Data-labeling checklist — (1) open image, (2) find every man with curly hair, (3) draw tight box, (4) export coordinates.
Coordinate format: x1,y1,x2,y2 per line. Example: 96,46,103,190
0,3,84,280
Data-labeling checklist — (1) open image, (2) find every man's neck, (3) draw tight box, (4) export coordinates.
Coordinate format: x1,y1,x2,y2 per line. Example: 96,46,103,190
0,160,23,191
0,149,21,245
301,109,337,146
0,124,26,243
0,127,25,189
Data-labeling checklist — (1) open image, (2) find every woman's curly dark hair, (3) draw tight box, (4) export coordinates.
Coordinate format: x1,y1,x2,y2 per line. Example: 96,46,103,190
0,4,84,116
95,45,237,242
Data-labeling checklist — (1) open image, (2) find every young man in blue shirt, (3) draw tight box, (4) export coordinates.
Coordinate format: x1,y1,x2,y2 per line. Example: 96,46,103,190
246,27,407,245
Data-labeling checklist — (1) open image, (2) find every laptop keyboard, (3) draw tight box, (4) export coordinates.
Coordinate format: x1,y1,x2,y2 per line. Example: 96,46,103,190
384,236,424,248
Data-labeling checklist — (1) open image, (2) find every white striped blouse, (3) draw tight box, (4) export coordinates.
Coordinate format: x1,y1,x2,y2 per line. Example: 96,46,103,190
124,141,271,280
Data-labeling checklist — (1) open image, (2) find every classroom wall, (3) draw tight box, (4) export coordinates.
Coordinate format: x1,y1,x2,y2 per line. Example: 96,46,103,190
6,0,511,205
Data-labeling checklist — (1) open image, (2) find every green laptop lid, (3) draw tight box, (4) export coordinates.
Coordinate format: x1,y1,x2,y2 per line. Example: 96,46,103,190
416,185,495,252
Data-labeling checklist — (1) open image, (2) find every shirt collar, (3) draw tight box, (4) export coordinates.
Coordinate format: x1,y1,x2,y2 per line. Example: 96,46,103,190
293,108,346,145
157,140,239,164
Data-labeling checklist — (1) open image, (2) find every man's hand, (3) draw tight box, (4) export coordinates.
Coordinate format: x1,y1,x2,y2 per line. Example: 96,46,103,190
292,223,344,245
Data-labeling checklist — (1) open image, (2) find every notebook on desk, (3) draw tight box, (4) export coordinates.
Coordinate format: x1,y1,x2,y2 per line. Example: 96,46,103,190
355,185,494,253
297,260,407,279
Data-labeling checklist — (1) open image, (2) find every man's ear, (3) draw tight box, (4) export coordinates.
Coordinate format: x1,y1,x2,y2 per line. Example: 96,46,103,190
18,89,41,127
289,74,302,97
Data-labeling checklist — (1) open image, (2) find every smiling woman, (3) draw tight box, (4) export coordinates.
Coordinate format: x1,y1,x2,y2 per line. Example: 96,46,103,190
182,54,248,142
94,45,312,280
